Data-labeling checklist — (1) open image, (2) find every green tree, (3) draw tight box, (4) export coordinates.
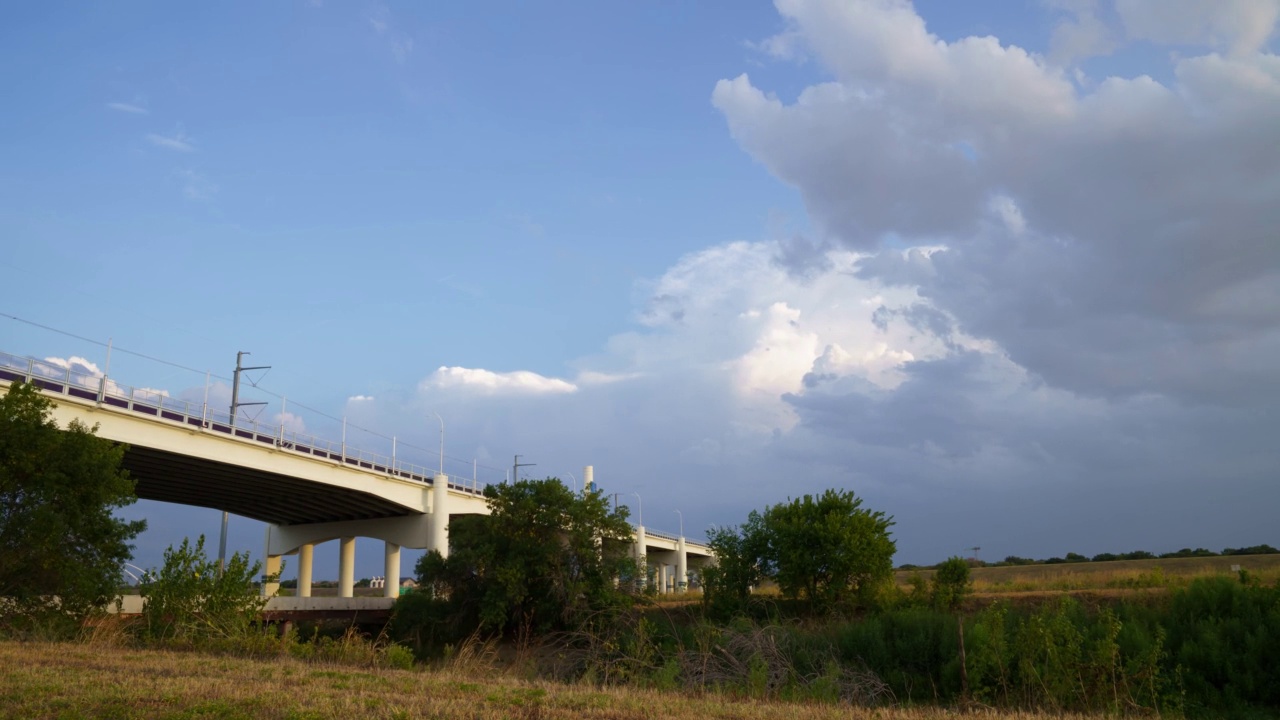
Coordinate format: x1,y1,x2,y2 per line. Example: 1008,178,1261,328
931,556,971,611
0,381,146,630
701,519,767,619
758,489,896,611
399,477,636,644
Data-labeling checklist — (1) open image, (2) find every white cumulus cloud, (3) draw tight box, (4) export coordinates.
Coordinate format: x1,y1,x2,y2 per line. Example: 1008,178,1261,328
421,367,578,396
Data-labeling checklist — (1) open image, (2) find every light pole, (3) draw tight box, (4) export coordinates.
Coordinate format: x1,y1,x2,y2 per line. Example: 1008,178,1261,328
674,509,683,537
432,411,444,475
631,491,643,526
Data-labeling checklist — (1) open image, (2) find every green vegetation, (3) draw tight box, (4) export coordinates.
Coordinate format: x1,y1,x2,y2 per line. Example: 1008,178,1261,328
382,483,1280,716
702,521,767,619
969,545,1279,569
138,535,267,642
0,641,1106,720
703,489,895,616
0,381,145,633
392,477,637,650
550,575,1278,717
930,556,970,611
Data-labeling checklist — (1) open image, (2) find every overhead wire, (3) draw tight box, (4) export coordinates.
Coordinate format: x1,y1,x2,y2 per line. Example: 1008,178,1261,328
2,312,232,380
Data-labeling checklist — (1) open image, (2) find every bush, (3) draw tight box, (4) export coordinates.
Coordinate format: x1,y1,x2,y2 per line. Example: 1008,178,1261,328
758,490,896,611
392,478,636,651
931,557,970,611
701,524,766,621
1163,576,1280,714
705,489,896,616
138,535,267,642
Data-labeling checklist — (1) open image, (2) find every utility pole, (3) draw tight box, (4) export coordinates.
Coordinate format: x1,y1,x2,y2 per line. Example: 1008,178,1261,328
512,454,535,484
221,351,269,576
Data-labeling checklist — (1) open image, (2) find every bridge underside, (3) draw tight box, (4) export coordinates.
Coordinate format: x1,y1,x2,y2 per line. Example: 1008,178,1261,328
120,445,420,526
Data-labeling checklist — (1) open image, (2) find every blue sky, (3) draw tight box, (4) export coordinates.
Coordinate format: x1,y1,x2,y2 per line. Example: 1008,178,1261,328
3,1,1278,580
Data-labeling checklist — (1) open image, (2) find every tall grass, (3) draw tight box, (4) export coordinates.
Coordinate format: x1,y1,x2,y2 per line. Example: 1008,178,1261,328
1,638,1116,720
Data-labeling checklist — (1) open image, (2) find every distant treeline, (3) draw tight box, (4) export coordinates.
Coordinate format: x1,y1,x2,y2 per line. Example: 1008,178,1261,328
900,544,1278,570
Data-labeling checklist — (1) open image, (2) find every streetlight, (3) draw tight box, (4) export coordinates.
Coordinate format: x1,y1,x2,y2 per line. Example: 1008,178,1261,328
631,491,643,526
431,412,444,475
674,509,683,537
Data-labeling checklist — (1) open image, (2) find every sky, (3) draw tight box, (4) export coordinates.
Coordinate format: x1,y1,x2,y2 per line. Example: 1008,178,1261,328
1,0,1277,581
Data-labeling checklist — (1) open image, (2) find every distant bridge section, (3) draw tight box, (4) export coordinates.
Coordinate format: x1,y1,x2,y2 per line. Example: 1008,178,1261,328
0,350,713,599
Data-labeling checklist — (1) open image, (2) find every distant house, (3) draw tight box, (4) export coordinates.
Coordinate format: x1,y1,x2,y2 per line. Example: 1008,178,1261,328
400,578,417,589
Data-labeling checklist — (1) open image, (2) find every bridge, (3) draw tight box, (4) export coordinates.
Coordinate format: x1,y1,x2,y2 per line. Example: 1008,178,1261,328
0,350,714,601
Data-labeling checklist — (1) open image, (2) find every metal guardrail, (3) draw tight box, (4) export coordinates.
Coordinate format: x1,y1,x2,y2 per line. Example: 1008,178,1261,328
0,350,485,496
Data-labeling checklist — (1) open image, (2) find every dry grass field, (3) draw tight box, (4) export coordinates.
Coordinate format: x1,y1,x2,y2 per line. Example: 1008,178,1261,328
897,553,1280,598
0,641,1111,720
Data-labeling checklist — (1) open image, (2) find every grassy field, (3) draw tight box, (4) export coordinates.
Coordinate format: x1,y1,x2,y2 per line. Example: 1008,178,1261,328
0,641,1112,720
897,553,1280,597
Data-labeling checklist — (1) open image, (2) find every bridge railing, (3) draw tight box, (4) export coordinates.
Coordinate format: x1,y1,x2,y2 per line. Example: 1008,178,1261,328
0,350,486,496
644,528,682,543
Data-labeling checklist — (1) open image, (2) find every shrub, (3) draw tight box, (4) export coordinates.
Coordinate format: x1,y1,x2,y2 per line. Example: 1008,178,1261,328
138,535,267,641
393,478,636,651
931,557,970,612
704,490,896,617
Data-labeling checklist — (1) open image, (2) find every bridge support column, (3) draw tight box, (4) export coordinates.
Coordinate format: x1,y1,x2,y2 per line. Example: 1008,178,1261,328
262,526,282,597
263,554,281,597
677,537,688,592
657,563,668,594
633,525,647,591
384,542,401,598
338,536,356,598
298,543,314,598
431,474,449,558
